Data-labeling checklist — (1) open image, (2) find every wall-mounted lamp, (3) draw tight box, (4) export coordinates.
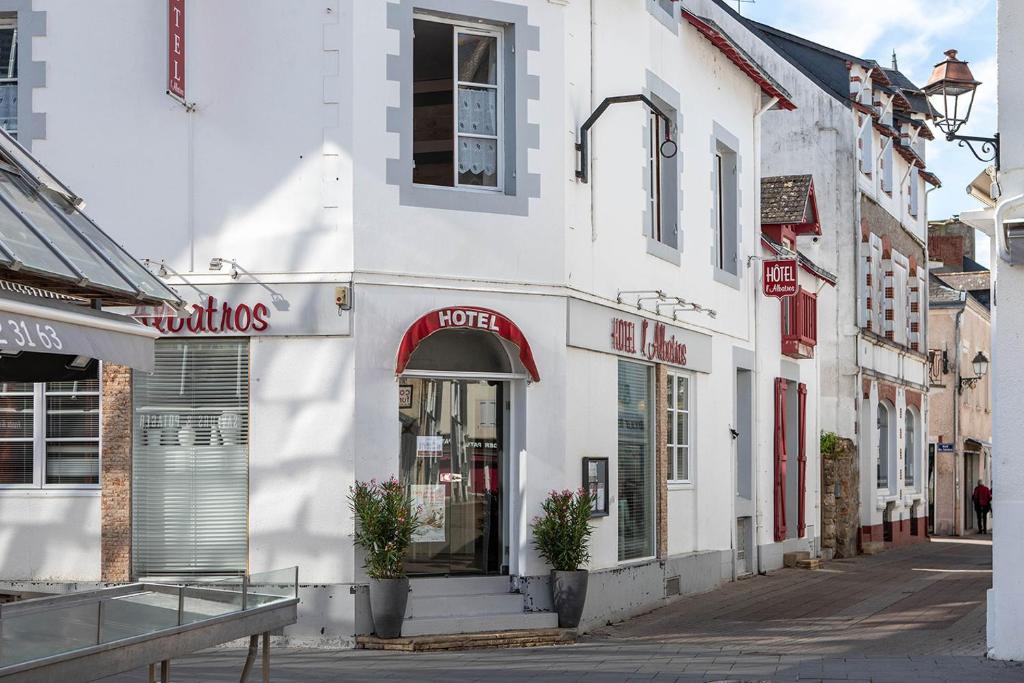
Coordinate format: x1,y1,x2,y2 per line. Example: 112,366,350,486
576,95,677,184
209,257,240,280
925,49,999,168
959,350,990,394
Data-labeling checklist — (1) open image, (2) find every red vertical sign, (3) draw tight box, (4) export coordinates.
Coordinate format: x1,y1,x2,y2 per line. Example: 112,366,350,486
167,0,185,100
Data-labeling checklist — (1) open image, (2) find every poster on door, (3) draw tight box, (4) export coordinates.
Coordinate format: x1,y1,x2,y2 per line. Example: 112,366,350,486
411,484,446,543
416,435,443,458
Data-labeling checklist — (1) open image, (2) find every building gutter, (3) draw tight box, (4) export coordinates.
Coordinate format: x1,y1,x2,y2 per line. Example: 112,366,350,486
953,295,965,534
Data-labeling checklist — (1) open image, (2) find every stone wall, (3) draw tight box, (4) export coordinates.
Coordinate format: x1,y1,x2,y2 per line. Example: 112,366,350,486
100,364,132,581
821,436,859,559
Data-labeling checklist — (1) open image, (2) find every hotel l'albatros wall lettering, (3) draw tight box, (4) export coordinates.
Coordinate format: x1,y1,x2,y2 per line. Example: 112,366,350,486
127,282,352,338
567,299,712,373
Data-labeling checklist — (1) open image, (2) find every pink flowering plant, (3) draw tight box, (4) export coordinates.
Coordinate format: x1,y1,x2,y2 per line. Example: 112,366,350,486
531,488,597,572
349,477,422,579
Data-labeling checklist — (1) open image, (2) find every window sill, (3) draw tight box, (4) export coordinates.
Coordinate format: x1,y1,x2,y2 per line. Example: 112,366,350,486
0,488,101,497
713,266,741,290
668,481,694,491
646,237,681,265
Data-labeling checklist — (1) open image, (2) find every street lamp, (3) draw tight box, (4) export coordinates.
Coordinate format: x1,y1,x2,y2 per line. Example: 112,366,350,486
924,49,999,168
959,350,990,394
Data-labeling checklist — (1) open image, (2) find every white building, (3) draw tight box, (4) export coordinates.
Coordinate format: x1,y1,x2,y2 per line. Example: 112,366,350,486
719,7,935,555
0,0,827,645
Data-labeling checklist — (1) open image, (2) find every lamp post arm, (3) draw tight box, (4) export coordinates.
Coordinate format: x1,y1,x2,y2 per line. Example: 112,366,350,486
946,132,1000,168
576,94,675,183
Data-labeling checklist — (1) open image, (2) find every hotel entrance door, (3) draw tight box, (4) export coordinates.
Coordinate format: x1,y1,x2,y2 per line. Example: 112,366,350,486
399,377,505,575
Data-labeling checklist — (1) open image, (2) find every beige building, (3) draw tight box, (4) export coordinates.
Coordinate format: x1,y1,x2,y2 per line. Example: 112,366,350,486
927,273,991,536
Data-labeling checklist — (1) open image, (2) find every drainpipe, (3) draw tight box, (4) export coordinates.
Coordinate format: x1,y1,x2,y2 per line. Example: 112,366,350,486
750,95,778,576
589,0,598,243
954,298,965,535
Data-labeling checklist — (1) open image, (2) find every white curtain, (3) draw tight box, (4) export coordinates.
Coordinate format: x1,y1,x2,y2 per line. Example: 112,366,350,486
458,137,497,176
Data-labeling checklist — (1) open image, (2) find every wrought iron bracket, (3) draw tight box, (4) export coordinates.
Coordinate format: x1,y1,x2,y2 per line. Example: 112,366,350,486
959,375,982,394
576,94,677,183
947,132,999,169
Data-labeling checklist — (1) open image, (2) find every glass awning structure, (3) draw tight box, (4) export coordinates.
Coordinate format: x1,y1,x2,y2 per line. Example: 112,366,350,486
0,130,181,306
0,127,182,378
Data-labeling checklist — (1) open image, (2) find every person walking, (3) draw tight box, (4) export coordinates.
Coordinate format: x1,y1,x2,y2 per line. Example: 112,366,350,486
972,480,992,534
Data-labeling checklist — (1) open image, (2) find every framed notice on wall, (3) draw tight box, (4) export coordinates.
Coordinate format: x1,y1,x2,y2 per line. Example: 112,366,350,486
582,457,609,517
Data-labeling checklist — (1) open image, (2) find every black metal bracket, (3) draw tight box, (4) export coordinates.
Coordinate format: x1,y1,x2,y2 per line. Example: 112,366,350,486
959,375,983,395
575,94,677,183
947,132,999,169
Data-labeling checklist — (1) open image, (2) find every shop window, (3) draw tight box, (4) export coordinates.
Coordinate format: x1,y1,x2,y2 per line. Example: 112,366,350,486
666,372,690,482
413,16,503,190
618,360,653,561
713,141,739,277
781,288,817,359
905,407,917,489
877,401,894,491
0,21,16,138
648,104,678,250
132,339,250,577
0,374,100,488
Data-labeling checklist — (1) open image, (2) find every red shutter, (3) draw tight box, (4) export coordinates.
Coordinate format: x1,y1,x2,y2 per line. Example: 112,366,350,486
797,382,808,538
773,378,788,542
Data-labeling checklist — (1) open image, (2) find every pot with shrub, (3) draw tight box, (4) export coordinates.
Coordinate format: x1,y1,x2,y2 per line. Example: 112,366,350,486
349,477,422,638
532,488,597,628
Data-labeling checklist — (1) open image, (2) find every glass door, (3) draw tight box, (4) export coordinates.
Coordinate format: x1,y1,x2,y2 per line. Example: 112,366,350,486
399,377,505,575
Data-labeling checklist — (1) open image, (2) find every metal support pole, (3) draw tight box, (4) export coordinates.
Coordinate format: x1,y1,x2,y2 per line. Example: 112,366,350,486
241,575,249,611
177,585,185,626
96,601,104,645
239,634,259,682
262,631,270,683
148,663,156,683
160,660,170,683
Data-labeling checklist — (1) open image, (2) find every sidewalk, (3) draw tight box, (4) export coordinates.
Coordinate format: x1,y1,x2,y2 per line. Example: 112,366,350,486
103,538,1024,682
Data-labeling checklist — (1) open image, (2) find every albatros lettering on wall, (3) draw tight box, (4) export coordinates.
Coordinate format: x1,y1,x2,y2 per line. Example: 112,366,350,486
135,297,270,335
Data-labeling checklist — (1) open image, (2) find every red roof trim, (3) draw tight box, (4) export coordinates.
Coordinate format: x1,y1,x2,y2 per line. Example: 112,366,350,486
760,236,837,286
682,10,797,111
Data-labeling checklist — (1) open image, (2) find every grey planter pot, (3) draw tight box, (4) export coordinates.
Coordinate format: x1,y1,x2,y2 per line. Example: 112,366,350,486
551,569,589,628
368,577,410,638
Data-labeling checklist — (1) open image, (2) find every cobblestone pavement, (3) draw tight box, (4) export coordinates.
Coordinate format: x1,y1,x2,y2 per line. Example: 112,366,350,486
105,538,1024,682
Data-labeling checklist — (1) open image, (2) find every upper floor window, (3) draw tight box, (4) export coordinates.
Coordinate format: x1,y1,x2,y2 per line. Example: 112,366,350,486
0,376,101,488
413,17,503,191
0,21,16,138
881,138,894,194
908,167,920,218
648,105,678,250
713,141,739,276
877,401,890,490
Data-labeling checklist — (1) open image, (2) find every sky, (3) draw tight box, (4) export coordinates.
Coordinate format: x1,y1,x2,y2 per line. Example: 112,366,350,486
733,0,997,266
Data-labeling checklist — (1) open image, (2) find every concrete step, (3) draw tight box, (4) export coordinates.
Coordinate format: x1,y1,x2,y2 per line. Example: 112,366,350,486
796,558,822,570
407,592,525,618
408,575,510,597
358,628,576,652
401,611,558,637
783,551,811,567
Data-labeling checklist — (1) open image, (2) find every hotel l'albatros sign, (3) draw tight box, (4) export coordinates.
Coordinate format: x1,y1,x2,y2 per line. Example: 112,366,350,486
567,299,712,373
762,258,799,298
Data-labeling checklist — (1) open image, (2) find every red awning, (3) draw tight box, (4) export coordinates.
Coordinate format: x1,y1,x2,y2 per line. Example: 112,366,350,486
395,306,541,382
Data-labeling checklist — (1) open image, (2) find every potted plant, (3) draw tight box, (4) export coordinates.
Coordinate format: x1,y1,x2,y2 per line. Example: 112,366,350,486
532,488,597,628
349,477,421,638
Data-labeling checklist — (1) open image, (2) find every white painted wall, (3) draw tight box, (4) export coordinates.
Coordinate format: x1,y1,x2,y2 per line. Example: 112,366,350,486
0,494,100,580
988,0,1024,661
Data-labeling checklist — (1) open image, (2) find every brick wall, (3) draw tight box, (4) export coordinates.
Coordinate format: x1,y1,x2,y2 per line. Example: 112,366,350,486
928,234,966,270
101,364,133,581
821,436,859,558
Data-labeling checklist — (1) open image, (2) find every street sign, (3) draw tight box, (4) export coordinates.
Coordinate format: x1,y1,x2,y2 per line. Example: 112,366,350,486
167,0,185,101
763,258,799,298
937,443,954,453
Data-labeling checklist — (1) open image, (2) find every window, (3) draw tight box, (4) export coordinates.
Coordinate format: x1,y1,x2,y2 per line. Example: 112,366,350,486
0,376,100,488
648,106,678,249
781,288,818,359
905,408,917,488
132,339,250,577
877,402,890,490
908,166,920,217
413,17,502,190
666,372,690,482
881,138,894,194
889,252,909,346
618,360,653,561
859,115,872,175
713,141,738,276
0,21,16,137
